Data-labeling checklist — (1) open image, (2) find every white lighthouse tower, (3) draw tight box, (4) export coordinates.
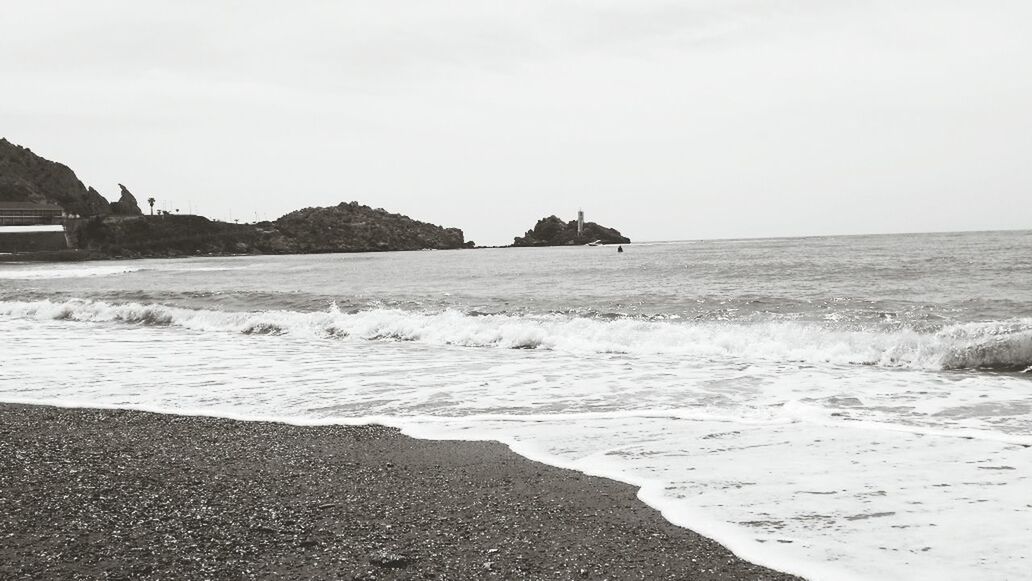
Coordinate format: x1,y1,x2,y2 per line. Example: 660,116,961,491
577,209,584,236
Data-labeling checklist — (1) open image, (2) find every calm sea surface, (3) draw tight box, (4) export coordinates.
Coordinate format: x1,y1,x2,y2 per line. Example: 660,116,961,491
1,230,1030,580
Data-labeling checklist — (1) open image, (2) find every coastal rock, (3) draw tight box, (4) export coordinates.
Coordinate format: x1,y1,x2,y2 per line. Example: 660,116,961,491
0,137,112,217
74,202,470,258
270,201,468,253
74,214,263,257
3,139,473,257
109,184,143,215
513,215,630,247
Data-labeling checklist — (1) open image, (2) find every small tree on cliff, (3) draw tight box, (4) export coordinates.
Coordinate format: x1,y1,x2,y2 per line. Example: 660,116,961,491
147,197,155,215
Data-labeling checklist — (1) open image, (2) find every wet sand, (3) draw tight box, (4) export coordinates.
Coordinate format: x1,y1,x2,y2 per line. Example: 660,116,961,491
0,403,802,580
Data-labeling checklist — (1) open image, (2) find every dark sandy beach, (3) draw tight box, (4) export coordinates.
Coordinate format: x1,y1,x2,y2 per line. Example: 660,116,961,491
0,403,801,580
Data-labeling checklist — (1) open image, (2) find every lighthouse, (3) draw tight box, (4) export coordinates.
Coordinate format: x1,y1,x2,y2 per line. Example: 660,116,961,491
577,209,584,236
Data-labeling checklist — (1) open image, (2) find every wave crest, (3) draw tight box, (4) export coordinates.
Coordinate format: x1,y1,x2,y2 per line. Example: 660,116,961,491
2,299,1030,372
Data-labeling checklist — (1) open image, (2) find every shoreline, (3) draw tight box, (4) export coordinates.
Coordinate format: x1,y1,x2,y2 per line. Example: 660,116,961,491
0,403,802,580
0,243,623,263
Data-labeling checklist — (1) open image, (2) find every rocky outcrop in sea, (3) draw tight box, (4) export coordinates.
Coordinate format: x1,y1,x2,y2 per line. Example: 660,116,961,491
513,215,630,247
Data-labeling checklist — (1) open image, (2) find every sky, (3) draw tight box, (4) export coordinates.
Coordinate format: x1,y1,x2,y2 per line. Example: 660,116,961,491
1,0,1029,245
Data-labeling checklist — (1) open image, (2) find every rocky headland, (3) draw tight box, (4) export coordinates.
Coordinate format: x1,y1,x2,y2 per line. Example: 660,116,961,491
0,138,469,258
270,202,470,254
68,203,471,258
512,215,630,247
0,138,115,217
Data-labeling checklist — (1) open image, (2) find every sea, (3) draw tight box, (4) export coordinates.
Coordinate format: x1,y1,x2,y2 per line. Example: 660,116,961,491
1,230,1030,581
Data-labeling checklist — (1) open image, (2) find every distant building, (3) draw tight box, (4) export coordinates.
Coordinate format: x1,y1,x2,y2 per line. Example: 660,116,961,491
577,209,584,236
0,202,65,226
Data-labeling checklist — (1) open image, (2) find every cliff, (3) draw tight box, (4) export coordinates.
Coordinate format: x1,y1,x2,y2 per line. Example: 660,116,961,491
513,215,630,247
0,138,112,216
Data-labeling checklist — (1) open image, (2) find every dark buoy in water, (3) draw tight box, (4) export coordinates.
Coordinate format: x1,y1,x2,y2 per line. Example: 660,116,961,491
617,245,624,253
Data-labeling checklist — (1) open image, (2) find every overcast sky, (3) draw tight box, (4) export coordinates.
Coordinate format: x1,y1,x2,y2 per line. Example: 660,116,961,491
2,1,1029,244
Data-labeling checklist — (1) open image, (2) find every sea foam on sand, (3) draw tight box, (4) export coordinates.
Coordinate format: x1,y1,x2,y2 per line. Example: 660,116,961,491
1,313,1029,581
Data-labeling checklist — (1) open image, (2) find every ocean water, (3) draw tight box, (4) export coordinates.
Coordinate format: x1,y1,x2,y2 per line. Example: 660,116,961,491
1,230,1030,580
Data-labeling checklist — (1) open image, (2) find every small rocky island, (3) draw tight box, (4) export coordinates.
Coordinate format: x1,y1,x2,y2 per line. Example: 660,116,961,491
513,214,630,247
0,138,471,258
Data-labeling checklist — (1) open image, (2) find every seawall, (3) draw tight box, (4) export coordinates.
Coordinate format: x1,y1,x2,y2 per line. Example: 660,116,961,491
0,226,70,253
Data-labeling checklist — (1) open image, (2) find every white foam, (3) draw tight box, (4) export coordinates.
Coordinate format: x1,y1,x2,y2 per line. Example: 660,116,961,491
1,316,1030,581
2,298,1030,371
0,265,142,279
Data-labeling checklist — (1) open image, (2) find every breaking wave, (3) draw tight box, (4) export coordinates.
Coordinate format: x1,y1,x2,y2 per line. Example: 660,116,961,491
0,265,144,280
2,299,1031,372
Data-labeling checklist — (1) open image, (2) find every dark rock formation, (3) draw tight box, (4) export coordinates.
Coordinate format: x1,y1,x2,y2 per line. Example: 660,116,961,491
513,215,630,247
109,184,143,215
269,202,467,253
0,138,112,217
3,139,471,258
73,215,264,258
72,202,469,258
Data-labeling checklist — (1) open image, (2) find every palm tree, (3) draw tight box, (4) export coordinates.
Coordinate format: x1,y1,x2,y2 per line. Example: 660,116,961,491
147,197,156,215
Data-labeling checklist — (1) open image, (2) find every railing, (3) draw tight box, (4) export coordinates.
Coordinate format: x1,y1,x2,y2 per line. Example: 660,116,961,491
0,211,65,226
